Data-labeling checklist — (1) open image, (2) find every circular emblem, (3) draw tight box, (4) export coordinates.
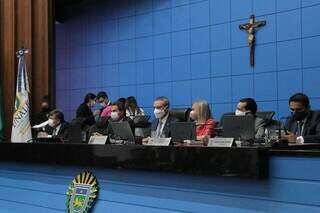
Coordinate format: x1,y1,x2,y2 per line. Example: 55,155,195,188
66,172,99,213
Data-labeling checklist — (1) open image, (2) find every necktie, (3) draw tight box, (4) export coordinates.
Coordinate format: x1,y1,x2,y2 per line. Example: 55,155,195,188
296,121,303,136
156,121,163,138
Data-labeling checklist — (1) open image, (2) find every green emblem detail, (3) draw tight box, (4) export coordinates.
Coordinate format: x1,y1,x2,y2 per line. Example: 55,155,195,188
66,172,99,213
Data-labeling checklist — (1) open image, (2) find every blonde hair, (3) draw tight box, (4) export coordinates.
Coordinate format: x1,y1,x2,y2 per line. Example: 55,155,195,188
192,100,212,124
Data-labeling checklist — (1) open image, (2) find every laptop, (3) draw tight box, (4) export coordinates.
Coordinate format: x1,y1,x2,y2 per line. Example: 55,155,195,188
171,122,196,142
108,121,135,143
222,115,255,140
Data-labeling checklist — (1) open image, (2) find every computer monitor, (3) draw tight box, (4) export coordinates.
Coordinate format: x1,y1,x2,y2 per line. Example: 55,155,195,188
222,115,255,140
108,121,135,143
171,122,196,142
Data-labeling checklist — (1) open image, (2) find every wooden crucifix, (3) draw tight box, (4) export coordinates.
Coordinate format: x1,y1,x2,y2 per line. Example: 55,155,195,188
239,15,266,66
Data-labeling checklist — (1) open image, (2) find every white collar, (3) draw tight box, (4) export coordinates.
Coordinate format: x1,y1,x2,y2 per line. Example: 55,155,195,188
159,112,169,124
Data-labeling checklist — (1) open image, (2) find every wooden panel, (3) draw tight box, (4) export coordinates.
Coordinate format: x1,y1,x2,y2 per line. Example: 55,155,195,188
0,0,16,141
0,0,53,140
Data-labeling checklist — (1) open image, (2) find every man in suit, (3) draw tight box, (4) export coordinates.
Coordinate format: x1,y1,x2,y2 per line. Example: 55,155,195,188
76,93,96,126
39,110,69,140
235,98,266,139
90,101,135,137
283,93,320,144
150,96,178,138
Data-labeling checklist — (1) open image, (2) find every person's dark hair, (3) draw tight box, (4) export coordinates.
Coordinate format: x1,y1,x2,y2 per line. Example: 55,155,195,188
84,93,96,103
42,95,50,103
239,98,258,115
155,96,170,108
127,96,137,106
289,93,310,109
49,110,65,122
112,101,126,113
117,97,126,105
96,91,108,100
126,96,141,114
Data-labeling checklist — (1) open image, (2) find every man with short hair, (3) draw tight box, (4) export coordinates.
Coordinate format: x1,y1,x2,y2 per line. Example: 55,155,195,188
282,93,320,144
150,96,178,138
235,98,266,139
39,110,69,139
96,91,112,118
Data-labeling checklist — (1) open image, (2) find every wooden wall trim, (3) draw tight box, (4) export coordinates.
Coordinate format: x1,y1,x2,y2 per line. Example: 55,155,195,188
0,0,53,140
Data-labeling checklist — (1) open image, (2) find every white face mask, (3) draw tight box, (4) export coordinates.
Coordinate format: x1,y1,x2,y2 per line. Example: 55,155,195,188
154,108,166,119
111,111,119,120
235,109,247,116
48,119,56,127
189,110,198,121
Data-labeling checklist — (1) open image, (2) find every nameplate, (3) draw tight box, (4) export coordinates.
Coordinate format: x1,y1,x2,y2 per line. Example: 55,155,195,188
88,136,108,145
207,137,235,147
146,137,171,146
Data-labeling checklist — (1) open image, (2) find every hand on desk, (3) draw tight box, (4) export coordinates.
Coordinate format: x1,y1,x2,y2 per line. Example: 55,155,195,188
37,132,49,138
281,132,297,143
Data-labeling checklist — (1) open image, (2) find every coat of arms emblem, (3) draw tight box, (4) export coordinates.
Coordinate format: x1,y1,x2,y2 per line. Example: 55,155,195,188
66,172,99,213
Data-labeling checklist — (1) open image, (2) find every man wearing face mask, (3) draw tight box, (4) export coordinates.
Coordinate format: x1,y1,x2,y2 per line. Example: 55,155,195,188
76,93,96,126
96,91,112,119
282,93,320,144
235,98,266,139
39,110,69,139
150,96,178,138
93,101,135,136
33,95,52,125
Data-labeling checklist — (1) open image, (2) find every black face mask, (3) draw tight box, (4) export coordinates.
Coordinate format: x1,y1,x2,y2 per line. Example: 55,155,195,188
292,111,308,121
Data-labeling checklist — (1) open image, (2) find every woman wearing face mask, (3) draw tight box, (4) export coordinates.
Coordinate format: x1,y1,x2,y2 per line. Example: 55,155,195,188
125,96,145,119
76,93,97,126
190,100,216,141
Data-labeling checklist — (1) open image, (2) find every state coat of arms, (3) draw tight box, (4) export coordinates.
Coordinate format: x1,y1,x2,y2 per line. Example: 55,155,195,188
66,172,99,213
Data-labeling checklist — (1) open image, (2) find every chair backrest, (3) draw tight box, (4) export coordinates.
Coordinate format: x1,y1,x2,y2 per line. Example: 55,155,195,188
68,117,88,143
256,111,275,122
169,108,192,122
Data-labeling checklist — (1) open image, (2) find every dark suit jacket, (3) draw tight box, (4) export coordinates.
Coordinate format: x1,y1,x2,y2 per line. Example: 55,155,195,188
76,103,95,126
44,122,69,139
151,114,178,137
285,110,320,143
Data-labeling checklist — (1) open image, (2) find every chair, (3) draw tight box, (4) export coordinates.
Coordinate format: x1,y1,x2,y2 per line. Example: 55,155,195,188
169,108,192,122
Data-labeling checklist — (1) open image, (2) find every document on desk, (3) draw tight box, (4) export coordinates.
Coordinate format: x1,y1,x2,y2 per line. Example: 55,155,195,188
88,136,108,145
146,137,171,146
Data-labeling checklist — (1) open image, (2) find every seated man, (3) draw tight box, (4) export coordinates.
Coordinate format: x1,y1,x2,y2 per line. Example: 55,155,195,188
151,96,178,138
235,98,266,139
38,110,69,140
90,101,134,137
282,93,320,144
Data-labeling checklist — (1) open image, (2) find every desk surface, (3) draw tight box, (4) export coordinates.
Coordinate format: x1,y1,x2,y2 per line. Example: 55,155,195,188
0,143,269,179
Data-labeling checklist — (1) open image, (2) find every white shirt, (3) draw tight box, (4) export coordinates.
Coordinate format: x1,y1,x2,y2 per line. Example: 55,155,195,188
52,124,61,136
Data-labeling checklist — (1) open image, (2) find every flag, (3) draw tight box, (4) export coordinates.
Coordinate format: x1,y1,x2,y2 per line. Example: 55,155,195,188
0,87,4,141
11,48,32,143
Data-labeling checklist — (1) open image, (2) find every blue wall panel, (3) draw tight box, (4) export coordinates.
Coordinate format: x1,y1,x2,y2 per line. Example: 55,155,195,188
1,156,320,212
56,0,320,121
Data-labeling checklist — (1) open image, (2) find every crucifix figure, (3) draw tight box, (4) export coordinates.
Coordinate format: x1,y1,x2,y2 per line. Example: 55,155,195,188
239,15,266,66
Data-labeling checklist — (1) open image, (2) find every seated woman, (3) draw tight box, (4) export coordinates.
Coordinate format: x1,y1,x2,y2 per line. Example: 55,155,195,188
189,100,216,141
125,96,146,137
